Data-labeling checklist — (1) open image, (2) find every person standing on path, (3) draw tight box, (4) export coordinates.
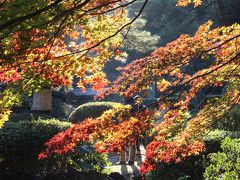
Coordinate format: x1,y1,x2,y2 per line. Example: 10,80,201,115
116,95,146,165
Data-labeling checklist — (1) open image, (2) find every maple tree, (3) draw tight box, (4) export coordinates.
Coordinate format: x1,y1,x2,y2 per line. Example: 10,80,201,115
39,0,240,174
0,0,149,126
107,20,240,173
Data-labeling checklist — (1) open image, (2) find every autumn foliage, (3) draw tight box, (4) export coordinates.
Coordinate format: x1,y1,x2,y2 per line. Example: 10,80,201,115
39,104,154,159
0,0,130,90
37,0,240,174
108,20,240,172
0,0,134,126
0,0,240,174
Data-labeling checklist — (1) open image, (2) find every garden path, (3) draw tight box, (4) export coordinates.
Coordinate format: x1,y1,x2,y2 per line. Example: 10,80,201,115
106,145,146,180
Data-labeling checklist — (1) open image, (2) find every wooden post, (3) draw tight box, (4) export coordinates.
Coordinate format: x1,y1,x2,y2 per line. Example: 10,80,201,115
31,89,52,111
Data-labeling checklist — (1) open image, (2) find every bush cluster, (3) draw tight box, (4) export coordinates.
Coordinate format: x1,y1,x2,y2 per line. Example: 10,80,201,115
0,119,110,179
68,101,121,123
0,119,71,179
1,103,113,179
9,112,53,122
213,106,240,131
204,137,240,180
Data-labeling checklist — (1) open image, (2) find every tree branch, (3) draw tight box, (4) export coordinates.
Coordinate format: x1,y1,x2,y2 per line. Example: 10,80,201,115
146,52,240,108
56,0,149,58
0,0,63,31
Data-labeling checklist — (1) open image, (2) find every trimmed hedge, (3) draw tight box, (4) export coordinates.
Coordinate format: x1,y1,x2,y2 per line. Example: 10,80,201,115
0,119,71,179
9,112,53,122
68,101,122,123
0,118,110,179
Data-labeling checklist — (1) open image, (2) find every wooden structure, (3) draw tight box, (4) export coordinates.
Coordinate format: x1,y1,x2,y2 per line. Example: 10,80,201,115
31,89,52,111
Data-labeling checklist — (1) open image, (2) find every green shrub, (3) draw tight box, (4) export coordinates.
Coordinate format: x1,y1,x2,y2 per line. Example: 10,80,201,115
9,112,52,122
0,119,110,179
0,119,71,178
213,106,240,131
204,130,240,142
204,137,240,180
68,101,122,123
203,130,240,155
